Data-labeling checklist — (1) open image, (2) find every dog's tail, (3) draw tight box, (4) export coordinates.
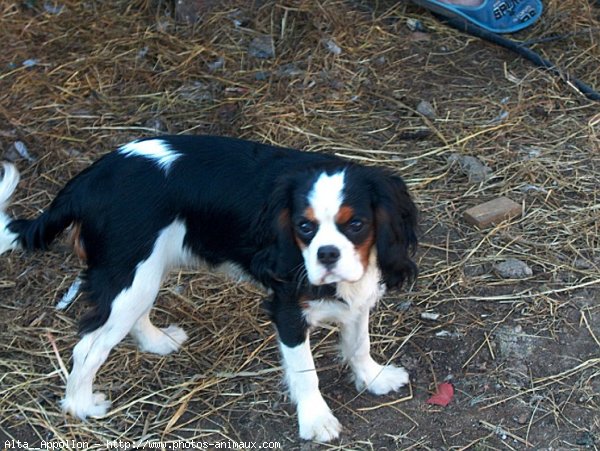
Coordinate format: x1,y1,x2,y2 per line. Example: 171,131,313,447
0,162,76,255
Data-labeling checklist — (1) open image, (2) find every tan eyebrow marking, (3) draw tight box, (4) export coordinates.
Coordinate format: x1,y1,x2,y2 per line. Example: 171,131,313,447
335,205,354,224
304,206,316,222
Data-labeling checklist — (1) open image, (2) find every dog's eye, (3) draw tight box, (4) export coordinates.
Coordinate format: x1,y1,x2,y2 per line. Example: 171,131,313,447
296,220,317,238
347,218,364,233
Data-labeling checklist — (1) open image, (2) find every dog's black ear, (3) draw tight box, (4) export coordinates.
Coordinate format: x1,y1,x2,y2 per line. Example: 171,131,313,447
370,170,418,289
251,176,303,286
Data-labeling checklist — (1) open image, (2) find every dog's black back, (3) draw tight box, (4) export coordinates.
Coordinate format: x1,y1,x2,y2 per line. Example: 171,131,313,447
9,136,347,332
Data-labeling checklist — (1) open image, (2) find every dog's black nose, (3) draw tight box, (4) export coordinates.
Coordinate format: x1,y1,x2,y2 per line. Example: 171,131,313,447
317,245,340,267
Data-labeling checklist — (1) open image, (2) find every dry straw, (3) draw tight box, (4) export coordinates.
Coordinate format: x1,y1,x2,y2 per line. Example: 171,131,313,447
0,0,598,448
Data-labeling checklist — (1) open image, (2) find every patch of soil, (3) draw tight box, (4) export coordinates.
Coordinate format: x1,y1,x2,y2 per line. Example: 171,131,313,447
1,0,598,450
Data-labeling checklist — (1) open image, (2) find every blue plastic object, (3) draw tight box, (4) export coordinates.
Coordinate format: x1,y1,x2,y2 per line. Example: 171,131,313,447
412,0,543,34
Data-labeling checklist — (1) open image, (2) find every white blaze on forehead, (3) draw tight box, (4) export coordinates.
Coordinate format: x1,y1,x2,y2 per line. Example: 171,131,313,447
308,171,345,220
119,139,181,172
303,170,365,285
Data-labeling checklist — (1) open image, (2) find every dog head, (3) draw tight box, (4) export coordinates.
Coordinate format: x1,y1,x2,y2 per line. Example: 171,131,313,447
258,164,417,289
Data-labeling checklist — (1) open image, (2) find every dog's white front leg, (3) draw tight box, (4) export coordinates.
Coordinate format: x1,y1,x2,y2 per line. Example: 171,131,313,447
340,307,409,395
279,337,341,442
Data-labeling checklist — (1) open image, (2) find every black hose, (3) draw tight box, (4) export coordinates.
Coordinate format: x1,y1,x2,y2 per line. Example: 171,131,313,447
436,15,600,101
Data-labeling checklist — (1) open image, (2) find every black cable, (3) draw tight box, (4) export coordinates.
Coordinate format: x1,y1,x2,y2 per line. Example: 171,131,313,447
520,27,600,46
435,15,600,101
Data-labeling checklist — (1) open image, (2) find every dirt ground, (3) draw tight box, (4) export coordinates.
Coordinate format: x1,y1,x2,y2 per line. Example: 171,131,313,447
0,1,598,450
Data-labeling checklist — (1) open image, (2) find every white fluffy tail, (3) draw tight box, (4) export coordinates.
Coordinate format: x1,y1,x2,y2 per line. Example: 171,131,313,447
0,162,21,254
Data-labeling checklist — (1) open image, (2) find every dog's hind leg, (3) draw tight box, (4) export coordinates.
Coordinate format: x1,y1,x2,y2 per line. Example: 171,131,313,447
129,220,189,355
61,272,162,419
61,221,187,419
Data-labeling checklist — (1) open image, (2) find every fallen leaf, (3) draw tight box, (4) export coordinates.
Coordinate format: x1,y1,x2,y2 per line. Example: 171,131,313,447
426,382,454,406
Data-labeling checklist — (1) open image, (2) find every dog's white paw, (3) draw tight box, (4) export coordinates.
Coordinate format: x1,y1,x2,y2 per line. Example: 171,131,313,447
298,398,342,442
138,324,188,355
61,391,111,419
355,364,409,395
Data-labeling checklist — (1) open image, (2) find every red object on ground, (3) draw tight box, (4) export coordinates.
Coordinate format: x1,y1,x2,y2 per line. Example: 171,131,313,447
426,382,454,406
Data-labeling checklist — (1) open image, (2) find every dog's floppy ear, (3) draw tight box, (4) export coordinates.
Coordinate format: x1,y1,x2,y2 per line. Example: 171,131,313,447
370,170,418,289
251,176,303,285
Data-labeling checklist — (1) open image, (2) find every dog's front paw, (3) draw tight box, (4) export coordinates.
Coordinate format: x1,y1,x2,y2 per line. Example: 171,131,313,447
61,391,111,419
355,364,409,395
298,397,342,442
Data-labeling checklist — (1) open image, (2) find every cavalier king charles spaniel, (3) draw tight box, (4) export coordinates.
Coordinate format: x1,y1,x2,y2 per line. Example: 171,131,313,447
0,135,417,442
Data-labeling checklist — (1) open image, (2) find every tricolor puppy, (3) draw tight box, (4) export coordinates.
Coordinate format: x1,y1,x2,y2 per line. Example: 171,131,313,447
0,135,417,442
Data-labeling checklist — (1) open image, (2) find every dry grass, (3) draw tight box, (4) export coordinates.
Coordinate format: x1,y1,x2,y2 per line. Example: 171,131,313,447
0,0,598,449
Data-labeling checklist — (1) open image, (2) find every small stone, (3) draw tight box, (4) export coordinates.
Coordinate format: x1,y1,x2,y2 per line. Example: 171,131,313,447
228,9,250,27
417,100,436,119
136,47,149,59
448,153,492,183
22,58,39,68
207,57,224,71
396,300,412,312
175,0,218,24
248,34,275,59
407,18,427,32
421,312,440,321
515,413,529,424
372,55,386,66
520,184,548,194
276,63,303,78
494,258,533,279
435,330,461,338
322,38,342,55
